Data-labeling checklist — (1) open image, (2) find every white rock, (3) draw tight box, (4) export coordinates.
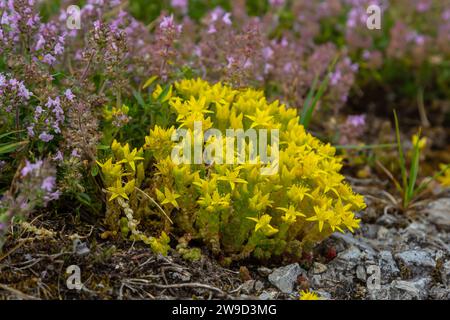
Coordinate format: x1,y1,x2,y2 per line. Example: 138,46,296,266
426,198,450,231
390,278,431,299
268,263,304,293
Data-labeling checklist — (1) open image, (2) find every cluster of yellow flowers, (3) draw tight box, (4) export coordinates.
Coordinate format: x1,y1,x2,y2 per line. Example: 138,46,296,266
97,140,144,201
96,140,170,255
98,78,366,260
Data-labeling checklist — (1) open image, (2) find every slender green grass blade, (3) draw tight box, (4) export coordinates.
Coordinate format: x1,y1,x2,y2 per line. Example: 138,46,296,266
132,89,146,108
0,141,28,155
302,76,330,129
157,84,171,103
406,129,422,203
0,130,23,140
300,76,318,126
300,55,339,129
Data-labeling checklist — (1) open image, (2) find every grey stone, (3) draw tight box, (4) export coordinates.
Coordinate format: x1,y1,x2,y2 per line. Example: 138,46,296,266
435,250,445,261
268,263,304,293
310,266,353,290
395,250,436,275
312,262,327,274
377,226,390,240
390,278,431,300
254,280,265,292
379,250,400,283
331,233,376,256
362,224,379,239
336,246,362,268
405,222,428,233
403,222,428,241
257,267,272,277
258,290,277,300
310,275,322,287
426,198,450,231
356,265,367,281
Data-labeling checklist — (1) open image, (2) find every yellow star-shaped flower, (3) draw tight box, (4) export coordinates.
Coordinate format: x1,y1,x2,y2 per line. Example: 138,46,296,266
299,290,320,300
245,108,274,128
249,190,273,212
327,214,344,233
96,158,124,181
287,184,312,203
107,179,135,202
306,204,333,232
437,164,450,187
341,212,361,233
118,144,144,171
155,187,181,208
216,168,248,191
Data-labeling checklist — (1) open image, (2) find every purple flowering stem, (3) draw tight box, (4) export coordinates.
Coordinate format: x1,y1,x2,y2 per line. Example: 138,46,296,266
80,52,95,82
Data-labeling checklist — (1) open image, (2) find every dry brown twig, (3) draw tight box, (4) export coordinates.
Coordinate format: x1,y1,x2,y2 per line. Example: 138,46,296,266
0,283,40,300
121,278,232,299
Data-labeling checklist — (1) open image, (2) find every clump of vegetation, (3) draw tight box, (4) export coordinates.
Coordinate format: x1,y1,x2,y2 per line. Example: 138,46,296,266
97,78,365,261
